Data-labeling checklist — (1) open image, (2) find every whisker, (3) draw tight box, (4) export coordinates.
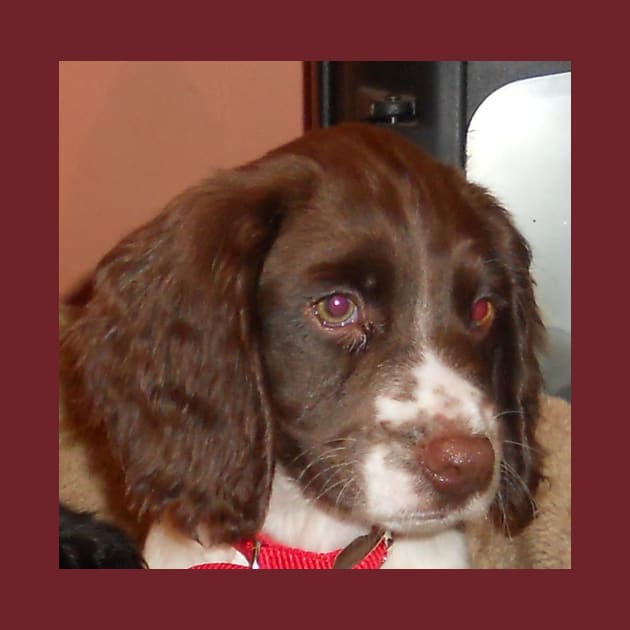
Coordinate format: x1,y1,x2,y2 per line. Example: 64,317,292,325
296,445,353,483
286,437,360,469
493,409,524,420
496,489,513,540
303,460,357,495
501,460,537,520
314,465,360,503
335,475,357,509
502,439,542,454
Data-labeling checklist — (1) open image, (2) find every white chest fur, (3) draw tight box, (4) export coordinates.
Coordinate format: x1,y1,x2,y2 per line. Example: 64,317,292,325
382,530,470,568
143,470,471,569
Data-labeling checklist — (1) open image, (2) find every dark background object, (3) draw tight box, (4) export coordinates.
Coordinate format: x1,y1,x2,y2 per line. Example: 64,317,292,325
307,61,571,168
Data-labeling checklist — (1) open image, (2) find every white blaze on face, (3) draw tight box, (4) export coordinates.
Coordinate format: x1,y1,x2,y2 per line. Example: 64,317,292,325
374,351,488,433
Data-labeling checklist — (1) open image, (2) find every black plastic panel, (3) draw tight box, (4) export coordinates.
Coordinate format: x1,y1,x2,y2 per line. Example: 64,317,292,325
309,61,571,168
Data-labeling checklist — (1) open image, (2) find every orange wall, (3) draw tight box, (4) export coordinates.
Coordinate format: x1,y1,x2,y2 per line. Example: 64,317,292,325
59,61,304,294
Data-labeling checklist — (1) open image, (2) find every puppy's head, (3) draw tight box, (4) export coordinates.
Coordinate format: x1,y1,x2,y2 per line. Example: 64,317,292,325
62,123,543,543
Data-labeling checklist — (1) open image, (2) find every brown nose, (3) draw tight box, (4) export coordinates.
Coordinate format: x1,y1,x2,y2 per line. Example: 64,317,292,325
418,435,494,499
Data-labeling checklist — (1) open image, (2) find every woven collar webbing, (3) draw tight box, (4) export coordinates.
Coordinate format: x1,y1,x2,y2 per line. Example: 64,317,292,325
189,533,390,570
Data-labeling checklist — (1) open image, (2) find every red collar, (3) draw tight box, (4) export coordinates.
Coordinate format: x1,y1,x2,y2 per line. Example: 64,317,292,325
190,529,392,570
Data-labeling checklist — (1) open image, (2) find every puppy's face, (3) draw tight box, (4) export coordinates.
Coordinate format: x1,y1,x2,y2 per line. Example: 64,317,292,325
64,123,541,542
258,127,540,535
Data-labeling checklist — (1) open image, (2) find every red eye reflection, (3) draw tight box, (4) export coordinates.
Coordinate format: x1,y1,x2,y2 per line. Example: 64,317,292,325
471,297,495,328
315,293,360,328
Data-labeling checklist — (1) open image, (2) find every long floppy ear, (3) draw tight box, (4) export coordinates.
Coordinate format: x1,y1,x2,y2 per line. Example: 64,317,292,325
487,201,546,535
61,153,316,544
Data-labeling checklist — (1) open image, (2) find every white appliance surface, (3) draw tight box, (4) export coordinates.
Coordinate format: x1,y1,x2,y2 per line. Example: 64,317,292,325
466,72,571,400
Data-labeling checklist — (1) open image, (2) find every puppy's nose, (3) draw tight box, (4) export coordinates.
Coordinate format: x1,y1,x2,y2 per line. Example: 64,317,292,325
418,435,494,499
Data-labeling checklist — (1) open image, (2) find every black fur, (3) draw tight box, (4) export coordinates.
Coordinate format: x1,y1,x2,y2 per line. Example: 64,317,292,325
59,504,146,569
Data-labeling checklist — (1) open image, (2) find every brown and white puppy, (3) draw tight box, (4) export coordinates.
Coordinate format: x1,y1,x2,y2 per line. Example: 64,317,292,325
61,123,543,568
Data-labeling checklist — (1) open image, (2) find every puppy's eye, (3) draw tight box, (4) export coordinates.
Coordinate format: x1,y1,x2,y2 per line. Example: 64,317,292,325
470,297,494,328
314,293,360,328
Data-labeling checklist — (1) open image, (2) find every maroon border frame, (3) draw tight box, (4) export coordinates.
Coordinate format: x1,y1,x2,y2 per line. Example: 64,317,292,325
6,1,598,624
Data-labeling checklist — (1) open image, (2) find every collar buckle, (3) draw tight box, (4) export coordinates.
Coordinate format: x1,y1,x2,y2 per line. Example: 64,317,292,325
246,539,261,569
